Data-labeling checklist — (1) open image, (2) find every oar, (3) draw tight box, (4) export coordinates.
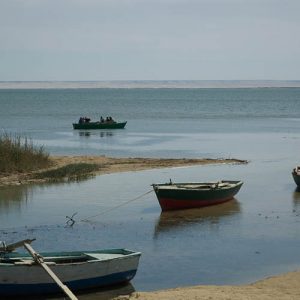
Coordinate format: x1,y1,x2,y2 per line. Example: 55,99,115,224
23,243,78,300
0,238,36,252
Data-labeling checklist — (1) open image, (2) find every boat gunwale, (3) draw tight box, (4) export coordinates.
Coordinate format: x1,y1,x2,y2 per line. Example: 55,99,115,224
152,181,243,191
0,249,141,267
72,121,127,125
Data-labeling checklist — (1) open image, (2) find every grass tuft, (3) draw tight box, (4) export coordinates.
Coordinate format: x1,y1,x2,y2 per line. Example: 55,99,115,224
0,132,51,173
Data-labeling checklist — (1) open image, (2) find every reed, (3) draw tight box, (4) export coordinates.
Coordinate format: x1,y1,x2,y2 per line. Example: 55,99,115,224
0,133,51,173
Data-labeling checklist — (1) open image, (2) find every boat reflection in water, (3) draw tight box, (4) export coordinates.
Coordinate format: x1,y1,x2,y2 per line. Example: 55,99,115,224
71,283,135,300
26,282,135,300
293,187,300,209
78,131,114,138
293,187,300,198
79,131,91,137
153,199,241,238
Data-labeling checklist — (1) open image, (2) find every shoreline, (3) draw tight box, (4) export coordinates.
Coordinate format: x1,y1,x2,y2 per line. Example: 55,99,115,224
0,155,247,187
1,156,300,298
123,270,300,300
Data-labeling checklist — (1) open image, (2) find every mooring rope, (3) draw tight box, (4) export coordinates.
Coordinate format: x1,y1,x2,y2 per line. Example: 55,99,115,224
80,189,153,223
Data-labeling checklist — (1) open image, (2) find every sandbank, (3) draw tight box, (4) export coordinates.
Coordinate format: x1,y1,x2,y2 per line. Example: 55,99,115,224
0,156,247,186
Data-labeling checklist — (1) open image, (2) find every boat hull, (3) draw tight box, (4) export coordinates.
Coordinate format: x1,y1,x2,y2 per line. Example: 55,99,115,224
0,270,137,296
0,249,141,296
292,172,300,186
73,122,127,130
152,180,243,211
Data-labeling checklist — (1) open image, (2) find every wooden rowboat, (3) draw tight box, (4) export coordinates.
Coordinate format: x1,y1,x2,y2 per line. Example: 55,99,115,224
73,120,127,130
0,245,141,297
292,166,300,187
152,180,243,211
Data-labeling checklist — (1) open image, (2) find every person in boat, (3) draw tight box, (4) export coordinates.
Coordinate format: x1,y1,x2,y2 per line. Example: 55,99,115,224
107,116,115,123
84,117,91,123
100,116,104,123
294,166,300,174
79,117,84,124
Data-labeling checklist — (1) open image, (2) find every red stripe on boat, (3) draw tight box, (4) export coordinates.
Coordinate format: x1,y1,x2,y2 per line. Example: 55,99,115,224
158,197,234,211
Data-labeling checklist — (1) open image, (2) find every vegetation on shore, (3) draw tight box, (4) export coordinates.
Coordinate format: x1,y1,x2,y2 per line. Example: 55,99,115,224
0,132,101,183
0,133,51,174
0,137,248,186
33,163,101,182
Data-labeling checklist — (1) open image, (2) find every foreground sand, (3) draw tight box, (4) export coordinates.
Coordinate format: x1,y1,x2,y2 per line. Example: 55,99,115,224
0,156,247,186
121,270,300,300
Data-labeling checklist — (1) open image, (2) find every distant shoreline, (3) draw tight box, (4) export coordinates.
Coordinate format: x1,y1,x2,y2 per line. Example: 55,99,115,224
1,80,300,89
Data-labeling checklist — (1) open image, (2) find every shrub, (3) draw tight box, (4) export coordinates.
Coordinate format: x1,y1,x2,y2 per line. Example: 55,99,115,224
0,133,51,173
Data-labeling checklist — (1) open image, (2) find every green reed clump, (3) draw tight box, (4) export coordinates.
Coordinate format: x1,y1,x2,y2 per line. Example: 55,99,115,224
34,163,100,181
0,133,51,173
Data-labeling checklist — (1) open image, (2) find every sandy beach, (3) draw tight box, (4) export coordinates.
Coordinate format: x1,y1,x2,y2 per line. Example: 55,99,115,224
120,270,300,300
0,155,247,186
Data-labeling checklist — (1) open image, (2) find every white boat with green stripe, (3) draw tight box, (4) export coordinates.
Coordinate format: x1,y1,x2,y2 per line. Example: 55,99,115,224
0,246,141,297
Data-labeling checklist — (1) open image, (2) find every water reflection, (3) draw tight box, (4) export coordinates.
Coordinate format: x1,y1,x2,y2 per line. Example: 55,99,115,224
78,131,114,138
153,200,241,238
79,131,91,137
293,187,300,198
293,187,300,209
0,178,92,216
0,185,32,213
18,283,135,300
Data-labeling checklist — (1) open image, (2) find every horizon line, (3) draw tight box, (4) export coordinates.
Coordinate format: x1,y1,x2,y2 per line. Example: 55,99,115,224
1,79,300,89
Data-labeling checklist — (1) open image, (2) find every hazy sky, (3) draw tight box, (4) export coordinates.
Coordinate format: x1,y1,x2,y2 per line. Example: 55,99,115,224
1,0,300,81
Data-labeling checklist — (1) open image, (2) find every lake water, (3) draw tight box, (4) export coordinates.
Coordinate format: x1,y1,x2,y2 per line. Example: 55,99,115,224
1,84,300,299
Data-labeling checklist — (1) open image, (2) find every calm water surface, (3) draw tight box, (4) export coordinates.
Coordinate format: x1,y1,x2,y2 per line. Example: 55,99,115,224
0,87,300,157
1,86,300,299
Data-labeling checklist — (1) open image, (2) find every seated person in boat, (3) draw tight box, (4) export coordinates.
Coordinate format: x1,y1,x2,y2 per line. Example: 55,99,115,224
78,117,91,124
106,116,115,123
294,166,300,175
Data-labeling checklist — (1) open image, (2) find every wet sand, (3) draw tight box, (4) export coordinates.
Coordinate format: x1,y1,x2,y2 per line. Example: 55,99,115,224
121,270,300,300
0,155,247,186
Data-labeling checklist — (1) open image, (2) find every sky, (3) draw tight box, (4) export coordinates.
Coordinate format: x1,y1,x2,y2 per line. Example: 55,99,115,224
0,0,300,81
